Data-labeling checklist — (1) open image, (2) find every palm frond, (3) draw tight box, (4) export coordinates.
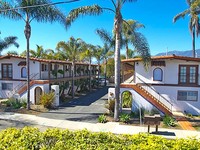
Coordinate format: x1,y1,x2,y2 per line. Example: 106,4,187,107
131,32,151,69
96,28,115,47
173,9,190,22
0,36,19,52
66,5,103,28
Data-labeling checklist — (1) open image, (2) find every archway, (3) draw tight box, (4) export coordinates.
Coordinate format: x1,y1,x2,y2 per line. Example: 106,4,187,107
121,91,133,108
34,87,42,105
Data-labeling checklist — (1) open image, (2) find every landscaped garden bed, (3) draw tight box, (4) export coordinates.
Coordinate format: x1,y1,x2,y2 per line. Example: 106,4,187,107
0,127,199,149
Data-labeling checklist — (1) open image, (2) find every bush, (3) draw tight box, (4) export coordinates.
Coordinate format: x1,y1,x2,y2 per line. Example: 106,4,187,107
0,127,199,149
98,114,107,123
119,113,131,123
122,91,132,108
163,115,177,127
40,92,55,108
2,98,27,109
105,99,115,114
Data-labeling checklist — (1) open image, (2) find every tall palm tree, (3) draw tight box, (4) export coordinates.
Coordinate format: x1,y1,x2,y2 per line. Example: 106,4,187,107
0,0,66,109
0,36,19,55
80,43,95,91
122,19,144,59
173,0,200,57
56,37,84,99
66,0,151,120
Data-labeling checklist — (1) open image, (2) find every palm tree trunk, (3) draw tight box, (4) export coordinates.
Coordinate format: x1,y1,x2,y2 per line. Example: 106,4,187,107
72,61,75,99
114,10,122,121
126,43,129,59
104,58,107,86
97,60,100,88
89,58,91,92
24,21,31,110
192,27,196,57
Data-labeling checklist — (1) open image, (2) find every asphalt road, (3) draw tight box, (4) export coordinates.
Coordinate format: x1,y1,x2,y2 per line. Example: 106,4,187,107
38,86,110,123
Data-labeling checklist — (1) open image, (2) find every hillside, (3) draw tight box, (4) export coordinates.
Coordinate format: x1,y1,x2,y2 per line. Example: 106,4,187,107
156,49,200,57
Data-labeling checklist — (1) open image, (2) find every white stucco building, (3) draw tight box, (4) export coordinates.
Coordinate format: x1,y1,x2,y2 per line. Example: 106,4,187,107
0,54,98,106
110,55,200,115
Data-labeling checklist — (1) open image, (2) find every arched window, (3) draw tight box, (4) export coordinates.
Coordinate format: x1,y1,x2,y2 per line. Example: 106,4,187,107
153,68,163,81
21,67,27,78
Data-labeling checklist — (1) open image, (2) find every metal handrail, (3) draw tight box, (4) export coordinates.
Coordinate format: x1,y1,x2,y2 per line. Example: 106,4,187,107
136,76,173,112
9,73,40,97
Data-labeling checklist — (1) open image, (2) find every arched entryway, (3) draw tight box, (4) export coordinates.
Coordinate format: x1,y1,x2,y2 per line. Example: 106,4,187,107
121,91,133,108
34,87,42,105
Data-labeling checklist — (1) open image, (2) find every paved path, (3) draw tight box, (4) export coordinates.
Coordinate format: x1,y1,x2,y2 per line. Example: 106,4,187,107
0,112,200,139
38,86,109,123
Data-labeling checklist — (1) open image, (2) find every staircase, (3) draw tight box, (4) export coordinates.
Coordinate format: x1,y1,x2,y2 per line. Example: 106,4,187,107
120,83,173,116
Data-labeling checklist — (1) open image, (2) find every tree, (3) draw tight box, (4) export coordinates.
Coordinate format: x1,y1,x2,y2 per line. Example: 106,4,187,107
122,19,144,59
66,0,151,120
7,50,18,55
173,0,200,57
80,43,95,91
30,45,45,58
0,36,19,55
0,0,66,109
56,37,84,99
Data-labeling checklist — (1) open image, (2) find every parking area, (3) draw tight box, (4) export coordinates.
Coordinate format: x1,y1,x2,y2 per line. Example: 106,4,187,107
38,86,110,123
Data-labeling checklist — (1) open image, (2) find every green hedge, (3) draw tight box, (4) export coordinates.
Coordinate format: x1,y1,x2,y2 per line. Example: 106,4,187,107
0,127,199,150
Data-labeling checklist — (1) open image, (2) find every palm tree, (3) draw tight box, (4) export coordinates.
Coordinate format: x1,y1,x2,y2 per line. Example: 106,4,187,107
66,1,151,120
0,36,19,55
80,43,95,91
56,37,84,99
122,19,144,59
173,0,200,57
0,0,66,109
30,45,45,58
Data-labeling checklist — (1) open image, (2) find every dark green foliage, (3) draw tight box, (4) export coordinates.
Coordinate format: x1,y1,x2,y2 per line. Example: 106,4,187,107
0,127,199,149
3,98,27,109
119,113,131,123
163,115,177,127
98,114,107,123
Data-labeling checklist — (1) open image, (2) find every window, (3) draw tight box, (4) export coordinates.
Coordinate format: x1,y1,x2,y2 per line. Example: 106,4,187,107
177,91,198,101
179,65,198,85
41,64,47,71
21,67,27,78
2,83,13,90
153,68,163,81
151,61,166,66
2,64,12,78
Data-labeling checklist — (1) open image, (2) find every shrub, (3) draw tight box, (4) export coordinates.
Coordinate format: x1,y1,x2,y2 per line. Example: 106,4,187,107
0,127,199,149
2,98,26,109
40,92,55,108
163,115,177,127
119,113,130,123
98,114,107,123
105,99,115,114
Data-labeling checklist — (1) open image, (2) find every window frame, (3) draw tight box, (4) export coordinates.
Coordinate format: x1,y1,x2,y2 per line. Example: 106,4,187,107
153,67,163,81
178,65,198,85
21,67,27,78
2,83,13,91
177,90,198,101
1,63,13,79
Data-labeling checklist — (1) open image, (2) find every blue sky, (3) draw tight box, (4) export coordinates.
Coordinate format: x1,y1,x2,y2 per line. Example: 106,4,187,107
0,0,199,57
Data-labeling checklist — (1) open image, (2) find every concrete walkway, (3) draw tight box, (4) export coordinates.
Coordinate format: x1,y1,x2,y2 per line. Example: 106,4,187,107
0,112,199,139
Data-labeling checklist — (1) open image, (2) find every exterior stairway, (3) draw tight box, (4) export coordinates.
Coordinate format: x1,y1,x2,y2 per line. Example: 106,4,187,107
120,83,173,116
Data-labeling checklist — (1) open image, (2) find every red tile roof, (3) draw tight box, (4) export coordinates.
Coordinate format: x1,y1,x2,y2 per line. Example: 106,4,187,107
0,54,98,66
121,55,200,62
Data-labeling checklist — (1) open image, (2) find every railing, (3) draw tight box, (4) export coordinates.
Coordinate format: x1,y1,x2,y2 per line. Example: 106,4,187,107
8,73,39,98
136,76,173,113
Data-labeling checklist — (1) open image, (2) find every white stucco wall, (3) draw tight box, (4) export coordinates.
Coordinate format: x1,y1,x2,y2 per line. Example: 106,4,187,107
153,85,200,115
20,83,49,104
135,59,200,84
0,58,40,80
